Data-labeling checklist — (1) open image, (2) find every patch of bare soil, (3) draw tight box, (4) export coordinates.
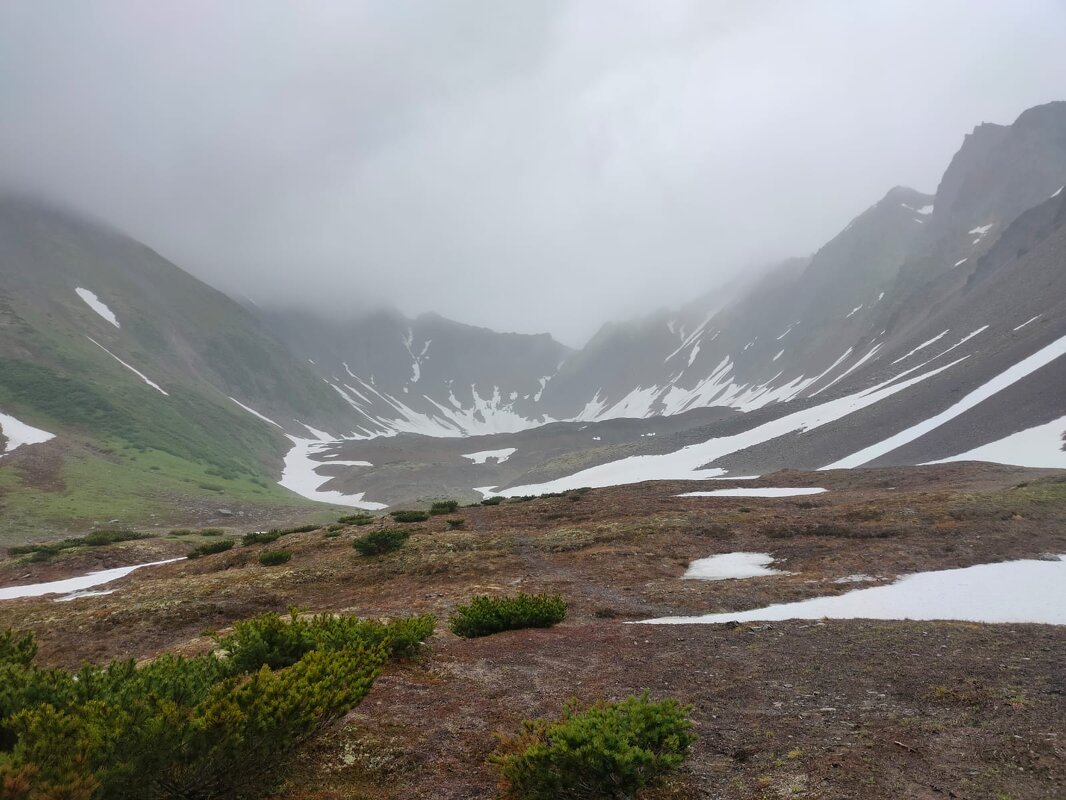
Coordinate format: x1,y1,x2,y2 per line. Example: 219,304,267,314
1,463,1063,798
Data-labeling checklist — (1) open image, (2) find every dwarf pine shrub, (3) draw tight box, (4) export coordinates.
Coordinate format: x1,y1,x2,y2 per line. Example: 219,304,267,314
259,549,292,566
449,593,567,638
0,612,434,799
352,528,409,556
430,500,459,515
338,513,375,525
279,524,318,535
491,692,695,800
481,496,503,506
186,538,234,558
243,530,281,545
390,510,430,523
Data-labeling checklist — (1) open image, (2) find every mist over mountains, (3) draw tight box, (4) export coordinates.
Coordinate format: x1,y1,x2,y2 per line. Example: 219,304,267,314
1,101,1064,514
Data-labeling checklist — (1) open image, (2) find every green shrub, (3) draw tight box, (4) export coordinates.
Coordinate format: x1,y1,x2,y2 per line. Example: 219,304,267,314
198,528,225,537
353,528,409,556
449,593,567,638
217,610,435,672
327,523,344,532
259,550,292,566
187,539,234,559
338,513,375,526
0,612,434,799
168,529,194,537
491,692,695,800
446,518,465,529
279,524,318,535
242,530,281,545
81,530,149,546
390,510,429,523
481,496,504,506
430,500,459,515
9,530,150,559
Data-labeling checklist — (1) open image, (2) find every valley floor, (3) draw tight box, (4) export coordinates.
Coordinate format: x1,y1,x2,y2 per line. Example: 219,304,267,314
1,462,1064,798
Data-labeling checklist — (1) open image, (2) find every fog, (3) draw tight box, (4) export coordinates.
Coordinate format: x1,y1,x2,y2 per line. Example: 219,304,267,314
2,1,1065,345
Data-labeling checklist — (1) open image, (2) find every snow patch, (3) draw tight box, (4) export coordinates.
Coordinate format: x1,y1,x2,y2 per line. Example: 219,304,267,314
462,447,517,465
1013,315,1040,332
969,223,994,245
678,487,826,498
0,411,55,455
1051,185,1064,199
845,304,863,319
641,556,1066,625
683,552,789,581
279,431,386,509
0,558,184,601
953,258,968,268
75,288,120,328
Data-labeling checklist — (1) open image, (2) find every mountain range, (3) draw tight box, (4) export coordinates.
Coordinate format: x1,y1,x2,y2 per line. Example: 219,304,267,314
1,101,1065,529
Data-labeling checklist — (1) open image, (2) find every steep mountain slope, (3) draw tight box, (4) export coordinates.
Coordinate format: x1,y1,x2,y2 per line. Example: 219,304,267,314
0,196,365,535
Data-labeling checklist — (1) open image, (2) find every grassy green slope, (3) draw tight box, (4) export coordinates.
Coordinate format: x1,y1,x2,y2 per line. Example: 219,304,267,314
0,196,354,541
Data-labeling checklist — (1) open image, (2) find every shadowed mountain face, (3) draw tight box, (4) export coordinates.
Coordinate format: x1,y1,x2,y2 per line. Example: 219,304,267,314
2,102,1065,514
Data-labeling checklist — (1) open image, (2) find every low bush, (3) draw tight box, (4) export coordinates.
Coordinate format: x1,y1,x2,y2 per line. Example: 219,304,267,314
446,518,465,529
449,593,567,639
481,496,504,506
0,612,434,799
8,530,150,560
491,692,695,800
430,500,459,515
259,549,292,566
198,527,225,537
327,523,344,532
338,513,375,525
353,528,410,556
279,524,318,535
187,539,235,559
390,510,430,523
217,610,436,672
168,528,194,537
243,530,281,545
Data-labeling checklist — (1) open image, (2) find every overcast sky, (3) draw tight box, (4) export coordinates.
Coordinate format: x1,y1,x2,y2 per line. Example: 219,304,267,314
2,2,1066,345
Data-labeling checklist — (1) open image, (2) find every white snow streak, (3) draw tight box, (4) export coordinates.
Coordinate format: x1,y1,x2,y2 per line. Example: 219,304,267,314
228,397,284,429
825,331,1066,468
1013,315,1040,332
86,337,168,395
891,330,949,365
927,414,1066,470
75,288,120,328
